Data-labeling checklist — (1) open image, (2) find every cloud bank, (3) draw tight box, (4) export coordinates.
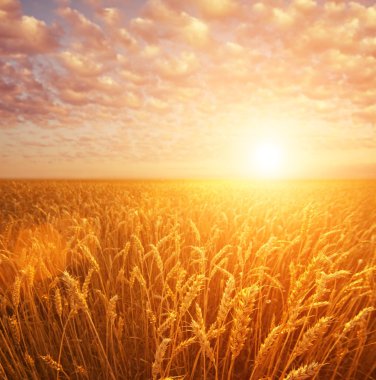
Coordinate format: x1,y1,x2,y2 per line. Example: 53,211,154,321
0,0,375,177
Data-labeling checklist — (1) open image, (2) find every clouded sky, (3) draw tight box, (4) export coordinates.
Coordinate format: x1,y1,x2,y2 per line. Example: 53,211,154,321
0,0,375,178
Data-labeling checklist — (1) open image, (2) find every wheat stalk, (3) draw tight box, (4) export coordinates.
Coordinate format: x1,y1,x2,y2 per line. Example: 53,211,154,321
291,317,332,358
12,276,21,309
152,338,171,380
283,362,321,380
191,303,215,364
40,354,63,372
54,287,62,318
342,307,374,335
254,324,284,369
179,274,205,316
229,285,259,359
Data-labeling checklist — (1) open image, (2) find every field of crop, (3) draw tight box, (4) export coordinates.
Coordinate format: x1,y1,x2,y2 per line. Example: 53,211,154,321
0,180,375,379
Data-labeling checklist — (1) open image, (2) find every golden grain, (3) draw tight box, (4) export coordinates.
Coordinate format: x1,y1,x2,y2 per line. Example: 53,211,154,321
0,181,374,380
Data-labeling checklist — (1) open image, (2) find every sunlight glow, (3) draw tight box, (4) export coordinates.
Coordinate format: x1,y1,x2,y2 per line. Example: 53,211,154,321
250,141,285,178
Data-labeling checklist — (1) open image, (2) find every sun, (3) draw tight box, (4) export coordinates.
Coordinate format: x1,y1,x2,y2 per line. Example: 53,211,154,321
249,140,285,178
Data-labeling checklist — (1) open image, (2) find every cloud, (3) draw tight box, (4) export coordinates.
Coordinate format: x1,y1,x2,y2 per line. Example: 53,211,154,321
132,1,210,48
57,6,108,51
59,51,104,77
0,0,59,55
0,0,375,177
95,7,121,26
192,0,238,19
155,51,199,80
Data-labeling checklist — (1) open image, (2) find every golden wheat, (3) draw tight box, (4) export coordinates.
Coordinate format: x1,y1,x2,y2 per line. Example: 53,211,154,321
0,180,374,379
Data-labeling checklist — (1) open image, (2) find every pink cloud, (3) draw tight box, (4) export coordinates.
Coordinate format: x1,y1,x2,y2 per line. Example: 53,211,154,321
133,1,211,48
95,7,122,26
155,51,199,80
59,51,105,77
57,7,108,51
0,0,59,55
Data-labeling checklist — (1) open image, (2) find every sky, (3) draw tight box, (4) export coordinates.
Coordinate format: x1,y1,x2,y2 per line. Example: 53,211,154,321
0,0,375,179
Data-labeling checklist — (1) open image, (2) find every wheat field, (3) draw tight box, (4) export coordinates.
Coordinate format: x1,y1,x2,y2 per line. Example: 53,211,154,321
0,180,375,380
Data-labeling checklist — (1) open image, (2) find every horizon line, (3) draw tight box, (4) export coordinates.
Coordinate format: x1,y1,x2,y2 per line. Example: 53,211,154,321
1,177,376,181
